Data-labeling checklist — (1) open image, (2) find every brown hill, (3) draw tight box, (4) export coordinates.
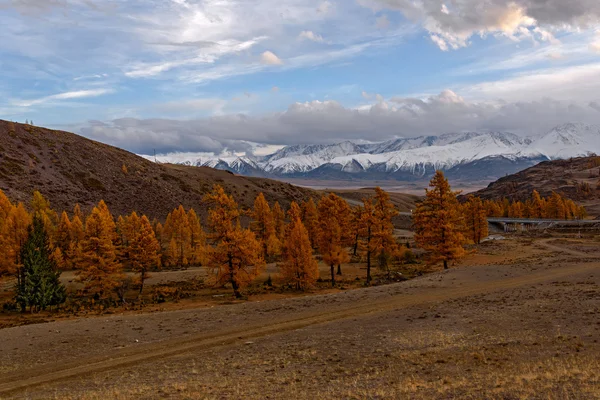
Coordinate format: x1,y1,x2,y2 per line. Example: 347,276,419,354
0,120,318,220
467,156,600,217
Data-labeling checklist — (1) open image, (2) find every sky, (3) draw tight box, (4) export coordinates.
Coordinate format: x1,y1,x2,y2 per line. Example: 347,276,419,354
1,0,600,155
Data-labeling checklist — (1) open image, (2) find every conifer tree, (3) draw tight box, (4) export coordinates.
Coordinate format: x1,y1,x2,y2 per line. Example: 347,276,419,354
162,205,192,268
316,194,350,286
464,196,489,244
187,209,206,265
77,201,124,299
204,185,264,298
73,204,84,222
301,198,319,248
0,203,32,278
249,193,276,260
413,171,466,270
358,198,376,284
281,215,318,290
372,187,398,275
31,191,58,243
129,215,161,295
15,216,66,312
272,201,286,241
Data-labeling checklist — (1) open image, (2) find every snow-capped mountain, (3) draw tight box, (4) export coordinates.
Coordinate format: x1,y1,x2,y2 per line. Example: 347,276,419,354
142,123,600,181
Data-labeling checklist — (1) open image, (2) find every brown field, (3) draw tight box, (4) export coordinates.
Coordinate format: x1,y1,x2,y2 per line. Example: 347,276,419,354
0,234,599,399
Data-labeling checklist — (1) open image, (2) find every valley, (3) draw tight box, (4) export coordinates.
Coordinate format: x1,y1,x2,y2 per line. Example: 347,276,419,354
0,235,598,399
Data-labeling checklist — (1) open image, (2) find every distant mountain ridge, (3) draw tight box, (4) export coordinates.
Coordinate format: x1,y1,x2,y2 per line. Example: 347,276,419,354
143,123,600,182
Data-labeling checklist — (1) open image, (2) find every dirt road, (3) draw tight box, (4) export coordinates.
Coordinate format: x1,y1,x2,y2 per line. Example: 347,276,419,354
0,241,598,398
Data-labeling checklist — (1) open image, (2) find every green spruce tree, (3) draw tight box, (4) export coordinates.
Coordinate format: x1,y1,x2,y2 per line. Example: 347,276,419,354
15,216,66,312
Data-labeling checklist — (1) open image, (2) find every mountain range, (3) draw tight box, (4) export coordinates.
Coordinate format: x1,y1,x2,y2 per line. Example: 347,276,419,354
144,123,600,182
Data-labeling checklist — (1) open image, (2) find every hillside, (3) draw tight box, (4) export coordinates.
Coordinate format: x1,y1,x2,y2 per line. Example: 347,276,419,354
468,156,600,216
0,120,317,220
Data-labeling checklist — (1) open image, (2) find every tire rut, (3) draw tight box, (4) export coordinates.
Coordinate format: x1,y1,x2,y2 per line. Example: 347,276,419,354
0,261,597,396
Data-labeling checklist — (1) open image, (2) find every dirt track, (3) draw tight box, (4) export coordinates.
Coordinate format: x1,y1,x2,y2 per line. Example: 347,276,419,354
0,238,598,398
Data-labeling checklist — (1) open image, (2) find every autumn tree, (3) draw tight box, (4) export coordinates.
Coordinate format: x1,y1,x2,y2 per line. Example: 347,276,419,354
249,193,277,260
464,196,489,244
272,201,286,241
77,200,124,300
372,187,399,275
204,185,264,298
280,209,319,290
301,198,319,248
128,215,161,295
0,203,32,279
31,191,58,243
413,171,466,270
187,209,206,265
316,193,350,286
357,198,376,284
162,205,192,268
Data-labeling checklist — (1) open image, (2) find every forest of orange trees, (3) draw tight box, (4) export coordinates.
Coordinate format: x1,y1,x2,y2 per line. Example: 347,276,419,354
0,172,587,312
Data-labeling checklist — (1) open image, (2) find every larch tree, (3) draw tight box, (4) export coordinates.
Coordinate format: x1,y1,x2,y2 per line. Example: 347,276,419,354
204,185,265,298
187,209,206,265
31,191,58,243
357,198,376,284
272,201,286,241
372,187,399,276
316,193,350,287
464,196,489,244
301,198,319,249
162,205,192,268
413,171,466,270
0,203,32,279
249,193,276,260
330,194,352,276
77,201,124,300
128,215,161,296
281,212,319,291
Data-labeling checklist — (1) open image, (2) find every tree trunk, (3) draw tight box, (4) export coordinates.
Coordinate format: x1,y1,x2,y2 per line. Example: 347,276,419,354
229,254,242,298
366,226,372,285
353,234,359,256
443,259,448,270
138,269,146,297
337,264,342,275
330,264,335,287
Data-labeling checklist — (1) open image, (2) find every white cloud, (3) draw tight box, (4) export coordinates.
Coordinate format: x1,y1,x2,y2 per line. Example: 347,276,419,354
13,89,114,107
260,51,284,65
359,0,600,50
299,30,324,42
77,87,600,154
271,86,280,93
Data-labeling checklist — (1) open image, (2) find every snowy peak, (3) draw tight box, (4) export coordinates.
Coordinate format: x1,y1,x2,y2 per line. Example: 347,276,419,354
143,123,600,181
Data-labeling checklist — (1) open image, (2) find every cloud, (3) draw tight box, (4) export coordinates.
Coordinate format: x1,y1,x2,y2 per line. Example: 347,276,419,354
317,1,333,14
299,30,324,42
271,86,280,93
13,89,114,107
260,51,284,65
76,89,600,154
376,14,390,29
359,0,600,50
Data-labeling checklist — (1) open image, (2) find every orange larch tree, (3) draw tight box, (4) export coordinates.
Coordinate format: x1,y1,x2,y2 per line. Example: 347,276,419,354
31,191,58,243
272,201,286,241
357,198,376,284
301,198,319,249
0,203,32,279
162,205,192,268
281,211,319,291
316,193,350,286
128,215,161,296
187,209,206,265
204,185,265,298
372,187,399,275
464,196,489,244
76,201,124,300
249,193,276,260
413,171,466,270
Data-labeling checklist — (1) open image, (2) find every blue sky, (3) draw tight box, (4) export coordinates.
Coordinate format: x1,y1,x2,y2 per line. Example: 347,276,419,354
1,0,600,154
